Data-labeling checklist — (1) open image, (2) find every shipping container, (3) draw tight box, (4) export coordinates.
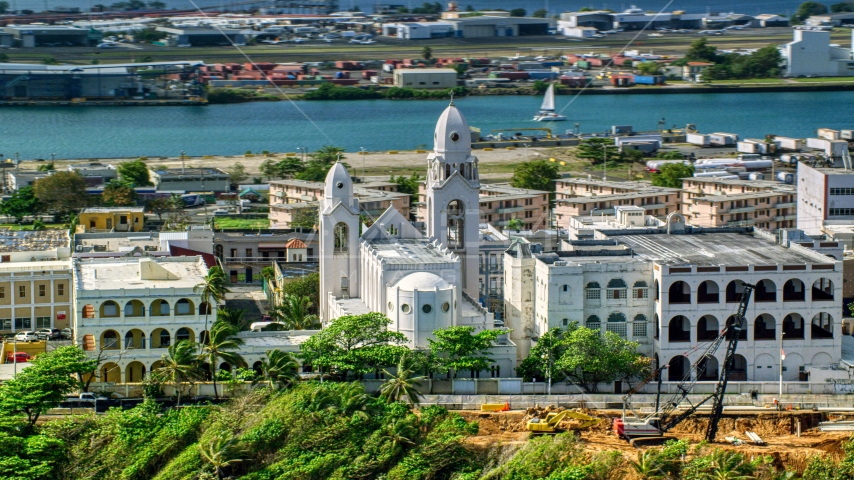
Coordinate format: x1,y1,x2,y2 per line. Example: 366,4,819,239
774,136,802,151
830,140,849,155
841,129,854,140
362,69,377,79
748,173,765,180
497,71,530,80
575,60,590,69
686,133,710,147
541,61,564,68
806,137,828,150
818,128,841,140
740,160,774,170
737,141,759,154
633,75,665,85
610,74,634,87
709,133,738,146
515,61,544,70
528,71,559,80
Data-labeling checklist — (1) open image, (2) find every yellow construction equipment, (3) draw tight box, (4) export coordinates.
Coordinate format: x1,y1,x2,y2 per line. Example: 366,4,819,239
526,410,598,434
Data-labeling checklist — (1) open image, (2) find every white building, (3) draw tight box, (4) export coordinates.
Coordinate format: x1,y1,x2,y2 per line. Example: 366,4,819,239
505,210,844,388
557,24,597,38
797,162,854,236
73,256,216,384
393,68,459,89
381,22,454,39
784,30,854,77
319,102,516,376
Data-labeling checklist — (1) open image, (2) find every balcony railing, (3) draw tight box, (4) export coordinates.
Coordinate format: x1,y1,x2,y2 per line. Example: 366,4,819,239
728,206,756,214
496,206,525,214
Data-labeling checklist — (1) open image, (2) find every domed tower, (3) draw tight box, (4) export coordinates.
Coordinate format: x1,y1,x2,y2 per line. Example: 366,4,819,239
425,101,480,298
319,162,360,323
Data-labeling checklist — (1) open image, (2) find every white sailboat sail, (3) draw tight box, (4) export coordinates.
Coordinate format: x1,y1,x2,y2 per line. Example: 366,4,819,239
540,84,555,112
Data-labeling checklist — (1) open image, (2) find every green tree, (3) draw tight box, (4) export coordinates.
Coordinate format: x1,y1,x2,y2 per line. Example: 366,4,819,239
145,196,173,221
289,206,318,229
226,162,248,185
684,37,721,63
101,179,138,206
32,171,88,220
36,161,54,172
0,346,83,427
280,272,319,314
259,158,280,180
200,320,246,400
153,340,202,407
274,294,319,330
134,27,168,43
217,308,248,331
33,345,101,394
531,79,550,94
515,327,567,382
0,186,42,222
532,8,547,17
510,158,561,192
832,2,854,12
277,157,305,178
259,349,300,390
148,0,166,7
421,45,433,61
379,353,426,406
117,159,153,186
389,172,421,198
507,217,524,231
510,7,526,16
555,326,650,392
0,53,9,63
199,435,243,480
637,61,662,75
793,1,829,23
429,326,501,378
295,146,347,182
299,312,409,380
651,162,694,188
41,57,59,65
0,431,66,479
576,137,622,164
194,265,231,346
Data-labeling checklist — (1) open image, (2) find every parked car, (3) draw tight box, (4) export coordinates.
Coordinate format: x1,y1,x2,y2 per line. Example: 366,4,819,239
61,328,73,339
212,208,229,216
14,331,39,342
35,328,62,340
5,352,31,363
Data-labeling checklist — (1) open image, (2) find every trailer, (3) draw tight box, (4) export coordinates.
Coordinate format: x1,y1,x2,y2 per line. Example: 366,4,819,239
686,133,710,147
818,128,841,141
774,136,803,151
709,132,738,146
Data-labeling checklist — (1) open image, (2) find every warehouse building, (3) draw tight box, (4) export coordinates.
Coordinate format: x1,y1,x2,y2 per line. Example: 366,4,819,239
443,16,554,37
382,21,454,39
2,25,91,47
393,68,458,89
155,26,249,46
149,168,231,193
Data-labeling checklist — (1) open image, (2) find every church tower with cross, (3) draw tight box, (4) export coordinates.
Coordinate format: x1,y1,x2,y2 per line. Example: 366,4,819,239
424,100,481,299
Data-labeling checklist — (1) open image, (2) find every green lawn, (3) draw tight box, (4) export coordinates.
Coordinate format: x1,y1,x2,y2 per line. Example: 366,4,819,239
790,76,854,83
212,217,270,229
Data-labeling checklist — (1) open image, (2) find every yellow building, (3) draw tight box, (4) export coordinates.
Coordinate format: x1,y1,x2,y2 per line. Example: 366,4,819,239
77,207,146,233
0,260,73,334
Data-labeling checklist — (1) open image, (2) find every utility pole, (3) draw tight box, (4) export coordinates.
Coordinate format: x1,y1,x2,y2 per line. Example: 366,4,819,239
603,144,607,181
360,147,366,180
181,150,185,174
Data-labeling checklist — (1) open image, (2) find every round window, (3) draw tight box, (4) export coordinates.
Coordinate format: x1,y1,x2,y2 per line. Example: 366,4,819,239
442,302,450,312
401,304,411,313
336,181,344,189
388,302,394,311
450,132,460,142
422,304,432,314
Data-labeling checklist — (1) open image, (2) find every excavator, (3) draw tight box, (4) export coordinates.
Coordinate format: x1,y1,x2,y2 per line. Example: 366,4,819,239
527,410,599,435
614,282,755,446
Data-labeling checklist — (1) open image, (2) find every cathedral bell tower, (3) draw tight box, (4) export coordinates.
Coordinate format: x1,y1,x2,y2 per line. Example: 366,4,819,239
425,101,480,299
319,162,360,323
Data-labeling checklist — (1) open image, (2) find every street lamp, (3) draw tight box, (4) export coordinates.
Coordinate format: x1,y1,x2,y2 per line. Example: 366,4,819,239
360,147,366,180
180,150,186,174
51,153,56,162
574,123,580,136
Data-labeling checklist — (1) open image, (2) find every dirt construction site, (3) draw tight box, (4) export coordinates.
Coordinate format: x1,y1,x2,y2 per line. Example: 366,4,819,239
456,407,854,473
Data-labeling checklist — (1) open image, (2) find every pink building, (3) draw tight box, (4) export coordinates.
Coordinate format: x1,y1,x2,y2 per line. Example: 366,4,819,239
681,178,797,230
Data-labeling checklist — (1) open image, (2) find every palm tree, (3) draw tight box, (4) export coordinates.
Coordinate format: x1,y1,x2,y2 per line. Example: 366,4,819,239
379,353,426,406
194,265,230,346
273,294,319,330
200,321,246,400
154,340,202,407
630,451,670,480
259,349,300,390
198,435,243,480
217,308,248,331
701,449,756,480
385,417,417,452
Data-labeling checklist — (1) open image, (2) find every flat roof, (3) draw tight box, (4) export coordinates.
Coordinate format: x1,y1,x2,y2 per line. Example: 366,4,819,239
237,330,315,348
0,229,69,252
690,192,791,202
365,238,457,265
75,257,208,291
394,68,458,74
81,207,145,213
557,190,675,204
152,168,229,177
609,231,826,266
0,260,70,272
74,232,161,253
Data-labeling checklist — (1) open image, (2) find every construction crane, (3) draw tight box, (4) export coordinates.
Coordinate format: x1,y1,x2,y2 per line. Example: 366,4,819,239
614,282,755,445
527,410,599,435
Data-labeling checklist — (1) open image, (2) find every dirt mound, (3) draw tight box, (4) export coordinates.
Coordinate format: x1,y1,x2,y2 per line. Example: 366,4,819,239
669,412,823,437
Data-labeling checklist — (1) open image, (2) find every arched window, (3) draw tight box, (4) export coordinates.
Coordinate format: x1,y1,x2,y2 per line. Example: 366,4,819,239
783,279,805,302
668,281,691,304
176,327,192,342
668,316,690,342
585,282,601,300
698,355,719,381
697,280,719,303
215,244,224,261
607,312,627,338
633,314,647,338
755,279,776,302
812,313,834,339
632,281,648,299
697,315,719,341
607,279,627,300
585,315,601,332
726,280,746,303
783,313,805,339
668,355,690,381
447,200,464,250
725,315,748,340
812,278,834,301
729,354,748,381
100,301,120,318
333,223,349,253
175,299,194,316
754,314,776,340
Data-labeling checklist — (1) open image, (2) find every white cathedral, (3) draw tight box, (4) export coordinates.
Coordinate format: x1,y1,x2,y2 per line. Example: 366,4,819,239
318,101,518,376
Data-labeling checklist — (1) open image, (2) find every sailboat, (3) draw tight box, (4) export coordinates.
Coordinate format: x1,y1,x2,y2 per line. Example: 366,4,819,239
533,84,567,122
